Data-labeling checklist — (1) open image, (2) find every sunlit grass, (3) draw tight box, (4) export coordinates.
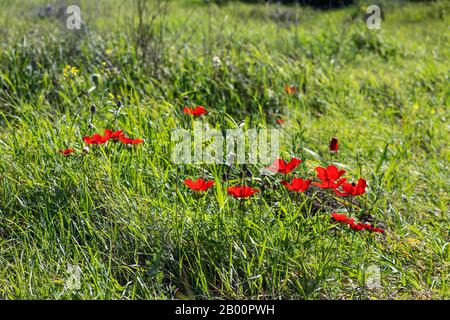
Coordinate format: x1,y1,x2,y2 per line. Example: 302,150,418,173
0,0,448,299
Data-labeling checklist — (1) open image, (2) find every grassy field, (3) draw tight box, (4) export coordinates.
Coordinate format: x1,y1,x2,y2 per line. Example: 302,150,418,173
0,0,448,299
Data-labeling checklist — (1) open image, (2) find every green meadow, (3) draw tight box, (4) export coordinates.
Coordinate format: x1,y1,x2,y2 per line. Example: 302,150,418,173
0,0,448,299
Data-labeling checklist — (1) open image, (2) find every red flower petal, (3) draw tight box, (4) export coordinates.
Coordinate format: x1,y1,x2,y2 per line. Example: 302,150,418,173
267,159,285,173
326,165,340,180
184,178,214,192
371,227,385,234
119,137,144,145
315,167,326,181
282,177,311,192
227,185,259,198
331,213,349,223
284,158,302,174
267,158,301,174
335,178,367,197
184,106,208,116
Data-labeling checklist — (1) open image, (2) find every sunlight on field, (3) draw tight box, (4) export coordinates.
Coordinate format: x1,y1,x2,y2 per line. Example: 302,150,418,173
0,0,448,299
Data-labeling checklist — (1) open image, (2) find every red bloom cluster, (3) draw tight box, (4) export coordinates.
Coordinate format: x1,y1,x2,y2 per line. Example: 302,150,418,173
331,213,384,233
184,178,214,192
176,133,383,238
313,165,367,197
268,161,367,197
183,106,208,116
267,158,302,175
83,129,143,145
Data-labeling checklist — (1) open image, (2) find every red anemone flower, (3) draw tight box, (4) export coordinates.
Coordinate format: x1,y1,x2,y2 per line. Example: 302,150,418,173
59,148,75,156
227,185,259,198
184,178,215,192
371,227,385,234
83,133,108,145
119,137,144,145
284,84,297,95
313,165,346,189
183,106,208,116
329,137,338,153
348,219,373,231
105,129,126,141
267,158,302,175
331,212,350,223
334,178,367,197
282,178,311,193
331,213,385,234
83,129,117,145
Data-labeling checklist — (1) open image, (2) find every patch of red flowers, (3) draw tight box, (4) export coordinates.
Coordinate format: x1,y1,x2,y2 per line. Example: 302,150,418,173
227,185,259,198
59,148,75,156
184,178,215,192
334,178,367,197
282,177,311,193
267,158,302,175
83,129,143,145
119,137,144,145
331,213,384,233
329,137,338,153
183,106,208,116
313,165,346,189
83,130,112,145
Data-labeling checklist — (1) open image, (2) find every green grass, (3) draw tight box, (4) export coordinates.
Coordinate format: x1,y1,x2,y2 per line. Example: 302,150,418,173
0,0,449,299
